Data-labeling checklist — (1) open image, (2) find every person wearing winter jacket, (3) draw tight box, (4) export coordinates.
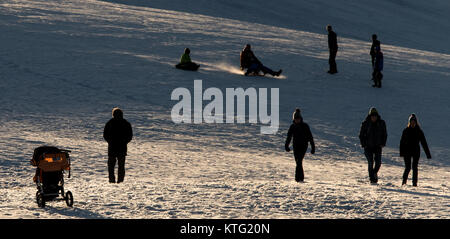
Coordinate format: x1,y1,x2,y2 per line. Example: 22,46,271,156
176,48,200,71
400,114,431,186
240,44,282,77
103,108,133,183
370,34,381,68
372,46,384,88
285,108,315,182
359,107,387,184
327,25,338,74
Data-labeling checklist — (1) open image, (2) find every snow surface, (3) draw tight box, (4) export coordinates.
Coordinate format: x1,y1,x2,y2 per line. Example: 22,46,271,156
0,0,449,218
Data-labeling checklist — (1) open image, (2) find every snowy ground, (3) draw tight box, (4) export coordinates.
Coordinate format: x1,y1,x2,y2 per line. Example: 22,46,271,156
0,0,449,218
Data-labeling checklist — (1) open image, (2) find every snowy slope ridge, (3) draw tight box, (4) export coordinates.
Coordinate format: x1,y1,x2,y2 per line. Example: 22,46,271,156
0,0,449,218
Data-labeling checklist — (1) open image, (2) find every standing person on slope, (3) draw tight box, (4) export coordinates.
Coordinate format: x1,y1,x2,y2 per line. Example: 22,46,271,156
400,114,431,187
285,108,315,182
103,107,133,183
372,46,384,88
370,34,381,68
326,25,338,74
359,107,387,184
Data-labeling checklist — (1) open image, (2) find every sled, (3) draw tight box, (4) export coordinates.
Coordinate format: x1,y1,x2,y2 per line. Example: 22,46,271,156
175,63,200,71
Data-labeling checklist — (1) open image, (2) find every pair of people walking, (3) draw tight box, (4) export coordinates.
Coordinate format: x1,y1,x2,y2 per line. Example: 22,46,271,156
285,107,431,186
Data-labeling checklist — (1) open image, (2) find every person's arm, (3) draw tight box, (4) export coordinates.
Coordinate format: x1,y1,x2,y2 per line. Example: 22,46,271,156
381,120,388,147
307,124,315,154
359,121,367,148
285,125,293,152
126,122,133,144
103,121,111,143
400,129,406,157
419,129,431,159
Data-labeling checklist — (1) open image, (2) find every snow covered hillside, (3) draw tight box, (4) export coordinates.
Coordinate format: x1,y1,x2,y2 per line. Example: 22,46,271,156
0,0,449,218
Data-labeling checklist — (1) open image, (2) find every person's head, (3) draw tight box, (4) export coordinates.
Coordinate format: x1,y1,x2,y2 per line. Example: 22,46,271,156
408,114,418,128
293,108,302,123
372,34,377,41
112,107,123,119
244,44,251,51
184,48,190,55
375,45,381,53
326,25,332,32
368,107,379,122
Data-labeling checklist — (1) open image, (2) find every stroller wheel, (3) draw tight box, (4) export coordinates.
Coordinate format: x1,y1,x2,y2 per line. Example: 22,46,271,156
36,191,45,208
65,191,73,207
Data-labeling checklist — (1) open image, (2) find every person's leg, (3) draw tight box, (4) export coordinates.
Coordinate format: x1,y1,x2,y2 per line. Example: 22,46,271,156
402,156,412,185
412,155,420,186
117,156,126,183
373,147,382,183
245,63,259,75
259,65,277,76
329,50,337,73
294,150,306,182
108,155,117,183
364,147,375,183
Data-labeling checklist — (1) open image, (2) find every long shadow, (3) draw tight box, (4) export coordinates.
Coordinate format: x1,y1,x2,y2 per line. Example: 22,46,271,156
382,187,450,200
43,205,107,219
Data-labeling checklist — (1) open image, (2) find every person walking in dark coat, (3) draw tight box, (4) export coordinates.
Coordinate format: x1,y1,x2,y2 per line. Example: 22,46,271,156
103,107,133,183
372,46,384,88
359,107,387,184
370,34,381,68
326,25,338,74
400,114,431,186
240,44,282,77
285,108,315,182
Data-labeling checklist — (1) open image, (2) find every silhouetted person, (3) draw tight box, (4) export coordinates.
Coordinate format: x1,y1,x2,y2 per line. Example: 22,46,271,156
327,25,338,74
370,34,381,67
103,108,133,183
400,114,431,186
372,46,383,88
359,107,387,184
240,44,282,77
176,48,200,71
285,108,315,182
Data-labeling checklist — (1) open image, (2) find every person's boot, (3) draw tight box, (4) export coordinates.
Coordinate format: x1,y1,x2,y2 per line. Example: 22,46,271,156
275,69,282,76
402,178,407,186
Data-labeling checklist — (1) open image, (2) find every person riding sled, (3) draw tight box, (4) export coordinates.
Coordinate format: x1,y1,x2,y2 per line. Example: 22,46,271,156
240,44,282,77
176,48,200,71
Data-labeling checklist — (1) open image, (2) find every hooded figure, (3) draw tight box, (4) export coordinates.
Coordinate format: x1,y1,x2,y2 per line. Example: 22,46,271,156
103,107,133,183
285,108,315,182
359,107,387,184
400,114,431,186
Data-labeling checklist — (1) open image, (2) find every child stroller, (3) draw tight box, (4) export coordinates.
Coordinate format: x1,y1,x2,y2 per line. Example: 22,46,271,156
31,146,73,208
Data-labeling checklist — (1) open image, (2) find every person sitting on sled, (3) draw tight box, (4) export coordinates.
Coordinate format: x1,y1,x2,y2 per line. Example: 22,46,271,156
240,44,282,77
176,48,200,71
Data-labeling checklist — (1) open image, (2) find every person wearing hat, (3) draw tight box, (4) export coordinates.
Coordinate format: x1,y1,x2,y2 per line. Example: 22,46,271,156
240,44,282,77
400,114,431,186
326,25,338,74
103,107,133,183
285,108,315,182
359,107,387,184
372,46,384,88
176,48,200,71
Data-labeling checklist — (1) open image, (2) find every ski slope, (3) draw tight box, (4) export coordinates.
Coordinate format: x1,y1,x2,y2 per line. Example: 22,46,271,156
0,0,449,218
